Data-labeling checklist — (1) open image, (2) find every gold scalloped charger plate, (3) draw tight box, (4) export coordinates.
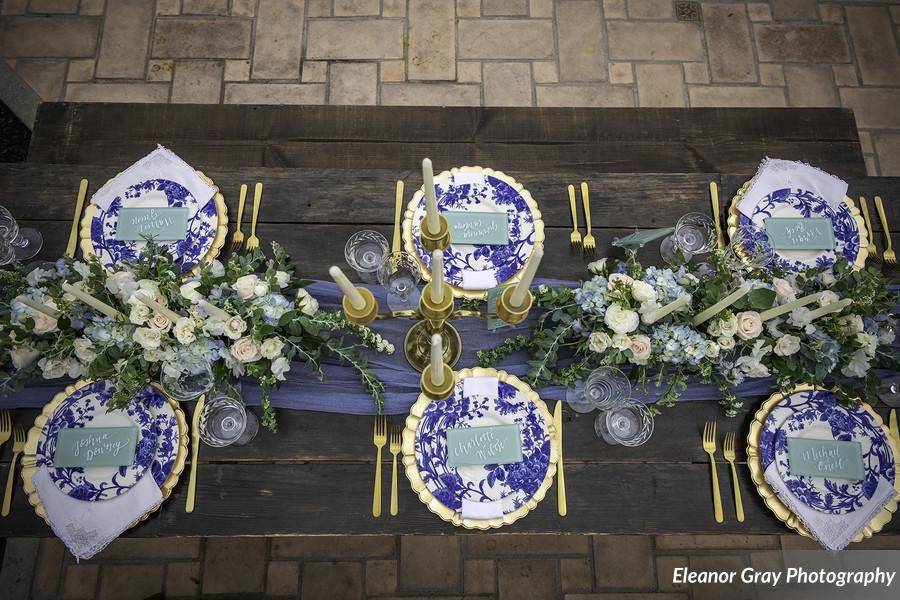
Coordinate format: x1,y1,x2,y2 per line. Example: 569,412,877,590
402,367,557,530
21,379,188,526
79,170,228,277
746,384,898,542
402,166,545,300
727,180,868,270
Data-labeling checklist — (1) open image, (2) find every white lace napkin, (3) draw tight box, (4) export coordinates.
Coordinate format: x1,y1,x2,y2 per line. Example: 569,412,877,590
764,462,896,552
461,498,504,520
738,158,848,218
32,467,162,560
463,376,499,401
461,270,498,291
90,145,215,213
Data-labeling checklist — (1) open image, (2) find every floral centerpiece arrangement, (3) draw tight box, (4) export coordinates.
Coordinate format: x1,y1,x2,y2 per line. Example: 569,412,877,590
478,252,898,416
0,243,393,431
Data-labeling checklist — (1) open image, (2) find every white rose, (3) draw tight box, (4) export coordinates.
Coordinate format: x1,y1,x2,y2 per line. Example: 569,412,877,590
719,314,738,338
611,334,631,351
223,316,247,340
202,318,226,337
841,349,870,378
819,269,835,286
260,337,285,360
38,357,68,379
129,302,151,325
818,291,839,306
718,336,736,350
788,307,812,328
72,338,96,362
838,314,864,336
587,258,607,276
607,273,634,291
133,327,162,350
736,311,763,341
628,334,652,365
773,334,801,357
705,342,721,358
30,308,59,335
106,271,138,301
604,304,640,334
254,280,270,297
274,271,290,288
772,277,796,304
856,332,878,358
10,346,40,369
271,356,290,381
631,280,656,303
231,336,262,363
180,281,202,303
173,317,197,345
148,312,172,333
233,274,258,300
707,320,722,337
588,331,610,353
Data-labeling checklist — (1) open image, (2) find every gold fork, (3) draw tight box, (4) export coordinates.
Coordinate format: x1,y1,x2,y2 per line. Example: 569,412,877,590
244,182,263,253
389,426,401,516
723,432,744,523
874,196,895,264
859,196,879,260
0,411,10,452
702,421,724,523
567,185,581,251
580,182,596,256
372,415,387,517
2,425,25,516
230,184,248,254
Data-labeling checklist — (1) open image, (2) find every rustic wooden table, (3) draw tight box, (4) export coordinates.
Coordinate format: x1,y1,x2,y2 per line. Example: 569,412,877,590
0,104,897,537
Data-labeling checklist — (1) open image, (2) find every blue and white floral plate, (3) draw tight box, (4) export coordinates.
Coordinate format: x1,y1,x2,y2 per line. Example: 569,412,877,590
774,404,894,515
748,384,899,542
402,167,544,300
80,171,228,275
727,181,868,273
402,368,557,529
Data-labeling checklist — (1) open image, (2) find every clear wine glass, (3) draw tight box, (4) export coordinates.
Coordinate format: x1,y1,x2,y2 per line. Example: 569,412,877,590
724,225,774,272
594,399,655,447
0,237,15,267
345,230,389,284
0,206,42,261
660,213,716,264
566,366,632,414
377,251,422,311
199,384,259,447
161,355,214,401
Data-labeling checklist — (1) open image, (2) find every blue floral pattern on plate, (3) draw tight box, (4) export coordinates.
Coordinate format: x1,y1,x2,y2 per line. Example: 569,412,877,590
35,381,168,501
414,380,551,515
410,171,537,289
90,178,218,273
738,187,861,272
761,389,894,515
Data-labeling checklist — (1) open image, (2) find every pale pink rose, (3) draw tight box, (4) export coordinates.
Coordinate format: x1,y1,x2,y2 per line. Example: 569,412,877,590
231,337,262,363
628,334,652,365
735,311,763,341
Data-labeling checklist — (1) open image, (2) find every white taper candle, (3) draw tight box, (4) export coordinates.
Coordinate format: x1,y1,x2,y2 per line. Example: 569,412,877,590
510,245,544,308
135,292,182,323
423,158,439,233
692,283,752,326
430,333,445,387
759,292,823,322
329,266,366,311
198,298,231,322
15,297,61,319
430,249,444,304
643,294,691,325
807,298,853,322
61,282,123,319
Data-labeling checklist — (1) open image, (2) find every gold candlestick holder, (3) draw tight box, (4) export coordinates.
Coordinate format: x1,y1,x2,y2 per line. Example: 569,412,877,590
420,214,451,252
342,287,379,326
404,281,461,372
495,285,533,325
420,364,455,401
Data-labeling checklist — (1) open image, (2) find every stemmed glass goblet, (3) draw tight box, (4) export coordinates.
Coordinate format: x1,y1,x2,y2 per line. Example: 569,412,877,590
566,366,632,414
659,212,717,264
0,205,42,262
594,398,655,446
345,230,389,284
377,251,422,311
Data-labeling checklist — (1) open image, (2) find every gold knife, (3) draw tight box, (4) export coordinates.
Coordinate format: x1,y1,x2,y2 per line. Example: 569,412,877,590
392,180,404,254
890,409,898,447
65,179,89,258
710,181,724,251
860,196,879,259
554,401,566,516
186,395,205,513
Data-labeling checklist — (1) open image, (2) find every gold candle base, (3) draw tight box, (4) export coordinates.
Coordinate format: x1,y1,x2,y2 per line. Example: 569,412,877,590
404,321,462,372
420,364,456,401
342,287,378,325
496,286,533,325
420,282,454,322
420,214,451,252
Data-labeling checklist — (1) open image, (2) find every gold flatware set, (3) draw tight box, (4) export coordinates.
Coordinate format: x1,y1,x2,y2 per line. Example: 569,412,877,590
372,415,404,517
555,401,567,517
568,182,595,255
232,182,264,253
858,195,893,264
702,421,743,524
185,395,205,514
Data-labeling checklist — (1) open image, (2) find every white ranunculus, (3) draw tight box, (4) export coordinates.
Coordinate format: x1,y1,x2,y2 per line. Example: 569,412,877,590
129,302,151,325
587,258,607,276
735,311,763,340
705,341,721,358
628,334,652,365
274,271,290,288
631,280,656,303
818,290,840,306
223,316,247,340
607,273,634,291
10,345,40,369
604,304,640,334
838,314,864,336
841,349,870,378
718,336,736,350
718,314,738,338
72,337,96,362
773,334,801,357
588,331,610,353
856,332,878,358
134,327,163,350
38,357,68,379
772,277,796,304
260,337,285,360
148,312,172,333
271,356,290,381
180,281,202,303
173,317,197,345
611,333,631,351
231,337,262,363
788,306,813,328
233,274,258,300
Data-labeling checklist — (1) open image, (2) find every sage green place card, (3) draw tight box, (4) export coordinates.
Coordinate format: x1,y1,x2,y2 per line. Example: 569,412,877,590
486,285,513,331
787,437,864,481
763,217,835,251
117,207,189,241
53,427,138,468
446,424,523,467
445,211,509,245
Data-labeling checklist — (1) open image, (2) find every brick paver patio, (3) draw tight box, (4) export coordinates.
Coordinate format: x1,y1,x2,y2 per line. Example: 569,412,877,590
0,0,898,174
